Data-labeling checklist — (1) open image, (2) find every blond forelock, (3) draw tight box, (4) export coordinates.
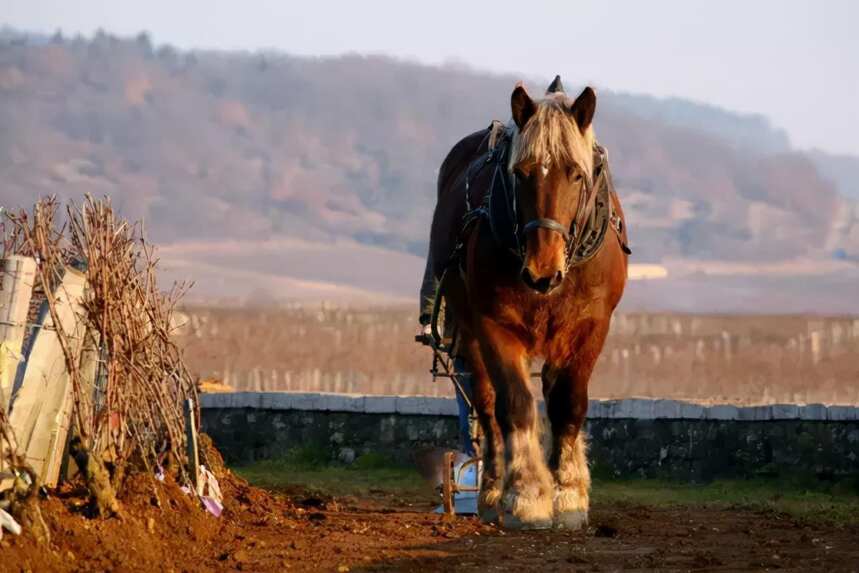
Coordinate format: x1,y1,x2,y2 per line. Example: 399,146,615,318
509,97,595,183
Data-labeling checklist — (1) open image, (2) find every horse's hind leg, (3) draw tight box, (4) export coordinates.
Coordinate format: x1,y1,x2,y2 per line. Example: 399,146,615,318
463,338,504,522
477,320,553,529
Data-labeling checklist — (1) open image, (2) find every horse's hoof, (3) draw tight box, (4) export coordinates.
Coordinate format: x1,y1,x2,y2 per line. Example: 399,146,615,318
553,487,589,530
500,489,553,530
554,510,588,530
478,505,500,524
501,511,553,531
478,482,502,524
501,511,553,530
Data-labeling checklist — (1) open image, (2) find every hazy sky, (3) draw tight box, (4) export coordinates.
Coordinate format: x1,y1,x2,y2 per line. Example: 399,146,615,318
5,0,858,155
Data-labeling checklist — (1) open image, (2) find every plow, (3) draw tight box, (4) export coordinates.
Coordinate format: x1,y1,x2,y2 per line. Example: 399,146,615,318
415,287,483,516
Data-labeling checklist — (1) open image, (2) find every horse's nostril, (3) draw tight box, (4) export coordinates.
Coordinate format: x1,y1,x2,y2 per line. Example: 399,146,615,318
521,268,555,294
552,271,564,287
521,268,535,287
534,277,552,293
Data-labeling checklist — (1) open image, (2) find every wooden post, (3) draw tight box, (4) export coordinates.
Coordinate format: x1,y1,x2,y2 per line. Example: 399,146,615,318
60,328,102,483
442,451,455,515
0,256,37,414
8,266,87,486
184,398,200,493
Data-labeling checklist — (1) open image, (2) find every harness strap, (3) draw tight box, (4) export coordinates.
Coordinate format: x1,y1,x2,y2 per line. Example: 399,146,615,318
522,218,573,242
449,125,629,286
465,122,506,211
569,147,605,253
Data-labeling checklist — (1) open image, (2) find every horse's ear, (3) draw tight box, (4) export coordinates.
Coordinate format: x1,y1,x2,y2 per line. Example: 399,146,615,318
546,75,565,94
569,86,596,130
511,84,536,129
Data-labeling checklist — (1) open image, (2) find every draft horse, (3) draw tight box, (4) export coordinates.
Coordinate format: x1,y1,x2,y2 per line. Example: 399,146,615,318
428,76,629,529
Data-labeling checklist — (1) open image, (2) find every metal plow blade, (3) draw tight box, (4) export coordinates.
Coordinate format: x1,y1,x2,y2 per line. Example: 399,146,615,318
414,447,481,515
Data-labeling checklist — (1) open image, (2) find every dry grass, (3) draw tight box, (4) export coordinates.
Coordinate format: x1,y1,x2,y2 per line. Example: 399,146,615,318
176,306,859,405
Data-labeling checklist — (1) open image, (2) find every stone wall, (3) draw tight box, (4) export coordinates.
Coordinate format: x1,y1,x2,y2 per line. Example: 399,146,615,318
200,392,859,481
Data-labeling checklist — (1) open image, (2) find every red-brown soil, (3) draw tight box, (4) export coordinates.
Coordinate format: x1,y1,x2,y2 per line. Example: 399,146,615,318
3,469,858,573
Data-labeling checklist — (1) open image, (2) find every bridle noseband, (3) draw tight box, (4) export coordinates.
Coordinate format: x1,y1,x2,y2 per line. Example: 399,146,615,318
513,166,594,273
521,218,575,243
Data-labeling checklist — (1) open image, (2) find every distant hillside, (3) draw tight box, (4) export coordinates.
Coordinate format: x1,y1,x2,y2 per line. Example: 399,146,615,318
606,92,791,154
809,150,859,201
1,31,857,310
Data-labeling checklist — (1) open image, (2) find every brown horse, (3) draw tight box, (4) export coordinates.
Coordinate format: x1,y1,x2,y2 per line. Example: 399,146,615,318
428,77,628,529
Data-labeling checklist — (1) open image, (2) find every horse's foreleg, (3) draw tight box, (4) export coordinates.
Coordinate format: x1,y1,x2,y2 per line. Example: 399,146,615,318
477,320,553,530
546,377,590,530
464,339,504,522
544,325,609,530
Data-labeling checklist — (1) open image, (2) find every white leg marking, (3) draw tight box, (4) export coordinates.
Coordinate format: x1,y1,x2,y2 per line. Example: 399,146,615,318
501,428,554,529
554,432,590,530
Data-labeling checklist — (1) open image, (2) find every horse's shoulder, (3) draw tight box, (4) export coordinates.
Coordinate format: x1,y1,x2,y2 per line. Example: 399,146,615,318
437,128,492,195
445,128,492,164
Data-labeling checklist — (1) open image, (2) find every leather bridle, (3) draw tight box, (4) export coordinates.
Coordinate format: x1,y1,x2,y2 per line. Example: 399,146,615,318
512,161,598,273
461,125,619,273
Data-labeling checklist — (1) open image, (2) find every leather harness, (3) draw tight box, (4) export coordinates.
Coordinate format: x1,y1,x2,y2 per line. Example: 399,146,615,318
457,121,630,273
429,121,630,346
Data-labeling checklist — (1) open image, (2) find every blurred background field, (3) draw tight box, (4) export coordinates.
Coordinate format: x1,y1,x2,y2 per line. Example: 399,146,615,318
3,13,858,405
177,305,859,405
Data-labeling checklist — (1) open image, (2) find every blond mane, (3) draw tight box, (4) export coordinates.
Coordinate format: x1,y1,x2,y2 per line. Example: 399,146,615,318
509,95,596,184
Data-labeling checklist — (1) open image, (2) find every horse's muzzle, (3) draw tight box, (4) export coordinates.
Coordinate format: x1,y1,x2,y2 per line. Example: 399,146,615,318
521,266,564,294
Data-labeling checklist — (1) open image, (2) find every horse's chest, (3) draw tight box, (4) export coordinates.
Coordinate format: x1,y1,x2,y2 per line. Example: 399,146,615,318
491,286,602,343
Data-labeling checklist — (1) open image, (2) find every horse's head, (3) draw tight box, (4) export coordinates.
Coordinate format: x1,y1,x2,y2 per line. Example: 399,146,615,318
509,77,597,294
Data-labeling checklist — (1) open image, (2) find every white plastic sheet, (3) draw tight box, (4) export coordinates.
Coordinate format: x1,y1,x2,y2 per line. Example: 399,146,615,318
0,508,22,539
197,465,223,518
